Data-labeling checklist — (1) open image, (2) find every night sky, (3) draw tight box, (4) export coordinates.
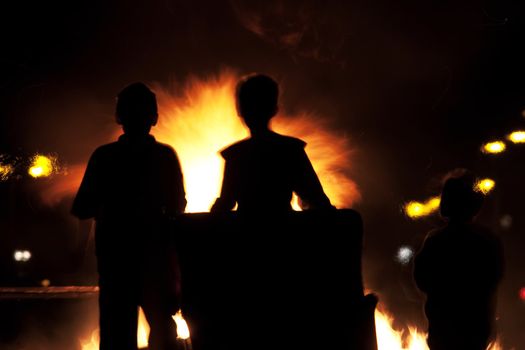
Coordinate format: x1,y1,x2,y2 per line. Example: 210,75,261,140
1,0,525,348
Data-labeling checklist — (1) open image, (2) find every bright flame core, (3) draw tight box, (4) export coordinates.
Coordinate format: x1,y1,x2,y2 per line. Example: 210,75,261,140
172,310,191,339
28,154,56,178
475,178,496,195
152,71,359,212
507,130,525,144
481,141,506,154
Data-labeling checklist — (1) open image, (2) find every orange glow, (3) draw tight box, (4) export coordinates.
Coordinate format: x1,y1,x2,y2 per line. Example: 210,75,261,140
481,141,506,154
43,71,359,210
0,163,14,181
375,306,502,350
152,71,359,212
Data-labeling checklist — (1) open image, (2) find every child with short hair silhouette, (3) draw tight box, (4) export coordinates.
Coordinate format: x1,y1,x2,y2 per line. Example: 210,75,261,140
414,170,503,350
72,82,186,350
212,74,332,213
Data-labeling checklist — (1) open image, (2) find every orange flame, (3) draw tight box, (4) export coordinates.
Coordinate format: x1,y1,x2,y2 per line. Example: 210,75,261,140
374,306,503,350
152,71,359,211
80,307,150,350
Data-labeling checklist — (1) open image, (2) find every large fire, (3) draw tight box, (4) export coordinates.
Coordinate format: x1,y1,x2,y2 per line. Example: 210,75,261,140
69,71,502,349
151,71,359,212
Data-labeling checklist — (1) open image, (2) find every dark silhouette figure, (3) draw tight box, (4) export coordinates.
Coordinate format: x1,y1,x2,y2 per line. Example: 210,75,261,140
414,170,504,350
211,73,332,213
72,83,186,350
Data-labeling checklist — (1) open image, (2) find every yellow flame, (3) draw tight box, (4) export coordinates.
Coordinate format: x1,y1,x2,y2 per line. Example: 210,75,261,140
172,310,191,339
507,130,525,144
137,307,150,348
80,328,99,350
28,154,56,178
0,163,14,180
475,178,495,195
375,307,503,350
481,141,506,154
404,196,440,219
151,71,359,212
80,307,150,350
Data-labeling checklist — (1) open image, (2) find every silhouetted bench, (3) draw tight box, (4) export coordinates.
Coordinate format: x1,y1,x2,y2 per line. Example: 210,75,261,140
173,209,377,350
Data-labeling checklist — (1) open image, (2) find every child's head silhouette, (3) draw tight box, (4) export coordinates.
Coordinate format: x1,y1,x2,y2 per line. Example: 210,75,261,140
440,169,484,221
236,74,279,133
116,82,158,135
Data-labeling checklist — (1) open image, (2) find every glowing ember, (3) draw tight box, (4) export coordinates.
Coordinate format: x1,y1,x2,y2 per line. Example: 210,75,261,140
172,310,191,339
404,196,440,219
0,163,14,180
507,130,525,144
481,141,506,154
475,178,496,195
28,154,57,178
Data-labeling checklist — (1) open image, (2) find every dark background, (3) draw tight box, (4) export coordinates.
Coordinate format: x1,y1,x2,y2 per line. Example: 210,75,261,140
1,0,524,348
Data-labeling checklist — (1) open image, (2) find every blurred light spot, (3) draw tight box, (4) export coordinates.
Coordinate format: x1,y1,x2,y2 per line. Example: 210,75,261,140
172,310,191,339
396,246,414,265
404,196,440,219
481,141,506,154
520,287,525,301
28,154,56,178
500,215,513,230
13,250,31,262
474,178,495,195
41,279,51,287
507,130,525,144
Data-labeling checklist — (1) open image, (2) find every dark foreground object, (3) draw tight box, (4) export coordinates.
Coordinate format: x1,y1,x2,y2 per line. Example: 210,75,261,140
173,209,377,350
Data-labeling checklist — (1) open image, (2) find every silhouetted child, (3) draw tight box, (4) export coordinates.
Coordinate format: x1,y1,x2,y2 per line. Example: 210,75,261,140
72,83,186,350
414,170,503,350
211,73,332,213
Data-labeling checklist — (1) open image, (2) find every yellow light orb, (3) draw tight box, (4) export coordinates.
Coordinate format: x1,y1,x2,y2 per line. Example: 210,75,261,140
481,141,506,154
425,197,441,211
507,131,525,144
475,178,495,195
28,155,54,178
404,201,425,219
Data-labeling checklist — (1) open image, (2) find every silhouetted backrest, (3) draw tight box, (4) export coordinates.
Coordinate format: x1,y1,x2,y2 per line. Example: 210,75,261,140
172,209,376,350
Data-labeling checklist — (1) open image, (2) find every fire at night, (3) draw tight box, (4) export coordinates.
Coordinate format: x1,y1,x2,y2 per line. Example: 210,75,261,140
1,1,525,350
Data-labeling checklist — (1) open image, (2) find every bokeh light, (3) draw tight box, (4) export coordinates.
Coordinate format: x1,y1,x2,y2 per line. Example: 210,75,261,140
474,178,496,195
507,130,525,144
395,246,414,265
481,141,506,154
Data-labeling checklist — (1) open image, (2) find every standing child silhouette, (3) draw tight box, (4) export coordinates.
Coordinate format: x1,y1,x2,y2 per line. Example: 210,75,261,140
211,74,332,213
414,170,504,350
72,83,186,350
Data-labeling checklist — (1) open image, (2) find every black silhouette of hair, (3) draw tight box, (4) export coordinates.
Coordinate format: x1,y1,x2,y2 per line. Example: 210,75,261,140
440,169,484,220
115,82,158,130
236,74,279,124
